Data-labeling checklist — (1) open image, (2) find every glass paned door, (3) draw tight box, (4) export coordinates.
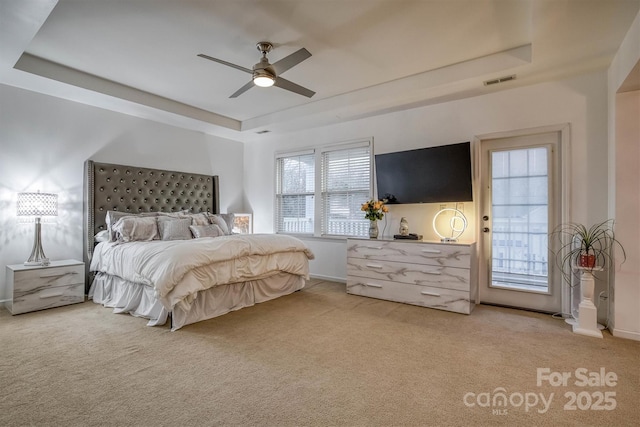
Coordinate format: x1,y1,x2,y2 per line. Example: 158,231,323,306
480,131,562,313
491,147,549,293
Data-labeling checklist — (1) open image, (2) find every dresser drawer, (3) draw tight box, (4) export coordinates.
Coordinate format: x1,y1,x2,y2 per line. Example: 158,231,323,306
346,277,474,314
10,282,84,315
12,264,84,293
347,239,472,268
347,257,471,291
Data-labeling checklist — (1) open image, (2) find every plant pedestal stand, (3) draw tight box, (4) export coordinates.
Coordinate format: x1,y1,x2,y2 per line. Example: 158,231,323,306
571,267,603,338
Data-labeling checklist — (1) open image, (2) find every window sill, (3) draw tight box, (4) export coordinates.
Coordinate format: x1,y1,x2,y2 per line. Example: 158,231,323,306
278,233,359,242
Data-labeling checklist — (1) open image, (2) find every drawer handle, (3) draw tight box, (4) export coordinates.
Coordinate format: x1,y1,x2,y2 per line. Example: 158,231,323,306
421,249,441,254
365,283,383,288
421,291,441,297
424,270,442,275
366,263,384,269
40,290,65,299
39,271,78,278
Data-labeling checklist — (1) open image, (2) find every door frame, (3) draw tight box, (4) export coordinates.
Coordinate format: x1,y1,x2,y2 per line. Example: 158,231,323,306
473,123,572,314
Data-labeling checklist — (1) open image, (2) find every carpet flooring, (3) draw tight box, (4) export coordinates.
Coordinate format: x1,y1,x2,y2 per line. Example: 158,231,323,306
1,279,638,426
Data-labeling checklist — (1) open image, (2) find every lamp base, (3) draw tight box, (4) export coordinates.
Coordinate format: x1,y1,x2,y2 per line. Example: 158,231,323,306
24,259,50,267
24,218,50,266
440,237,458,243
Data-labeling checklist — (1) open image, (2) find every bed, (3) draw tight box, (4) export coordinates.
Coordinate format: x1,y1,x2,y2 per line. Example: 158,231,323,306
83,161,314,330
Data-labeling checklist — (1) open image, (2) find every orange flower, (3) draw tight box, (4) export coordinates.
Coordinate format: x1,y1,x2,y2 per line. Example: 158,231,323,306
362,198,388,221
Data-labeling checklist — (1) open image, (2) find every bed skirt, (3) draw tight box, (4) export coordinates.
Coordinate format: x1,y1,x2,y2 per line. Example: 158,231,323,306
88,272,305,330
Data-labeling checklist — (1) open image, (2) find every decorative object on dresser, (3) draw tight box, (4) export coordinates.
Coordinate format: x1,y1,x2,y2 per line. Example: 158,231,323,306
5,260,85,314
399,217,409,236
361,199,388,239
432,207,468,242
346,239,477,314
17,191,58,266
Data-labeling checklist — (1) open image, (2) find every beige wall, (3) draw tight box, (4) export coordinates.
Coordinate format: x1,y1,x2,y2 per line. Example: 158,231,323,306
608,10,640,340
613,91,640,339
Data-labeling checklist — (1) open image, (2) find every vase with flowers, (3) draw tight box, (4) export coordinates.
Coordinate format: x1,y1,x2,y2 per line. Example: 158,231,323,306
361,199,389,239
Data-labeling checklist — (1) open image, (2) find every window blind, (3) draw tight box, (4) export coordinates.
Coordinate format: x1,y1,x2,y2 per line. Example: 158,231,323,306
321,143,371,237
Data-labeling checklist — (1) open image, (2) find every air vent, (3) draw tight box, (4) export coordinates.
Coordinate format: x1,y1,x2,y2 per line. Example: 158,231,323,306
484,75,516,86
256,130,271,134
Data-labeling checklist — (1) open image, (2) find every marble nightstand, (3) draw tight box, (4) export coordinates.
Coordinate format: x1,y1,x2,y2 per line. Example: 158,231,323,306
5,259,85,315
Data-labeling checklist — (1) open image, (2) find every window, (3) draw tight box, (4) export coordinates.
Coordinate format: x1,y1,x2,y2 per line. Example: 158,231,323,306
275,150,315,234
321,142,372,237
275,139,372,237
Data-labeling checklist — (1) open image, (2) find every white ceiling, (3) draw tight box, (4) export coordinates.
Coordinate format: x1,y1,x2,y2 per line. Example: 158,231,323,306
1,0,639,141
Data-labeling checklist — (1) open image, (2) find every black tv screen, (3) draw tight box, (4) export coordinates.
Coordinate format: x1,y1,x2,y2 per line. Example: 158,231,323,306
375,142,473,204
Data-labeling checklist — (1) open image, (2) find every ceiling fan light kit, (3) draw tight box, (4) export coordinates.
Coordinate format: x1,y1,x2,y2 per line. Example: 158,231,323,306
198,41,315,98
253,43,276,87
253,73,275,87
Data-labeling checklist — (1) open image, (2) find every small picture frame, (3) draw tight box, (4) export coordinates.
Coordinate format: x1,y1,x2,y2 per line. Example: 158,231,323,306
232,213,253,234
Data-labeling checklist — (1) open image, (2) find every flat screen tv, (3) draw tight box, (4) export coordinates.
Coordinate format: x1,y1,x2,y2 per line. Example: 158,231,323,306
375,142,473,204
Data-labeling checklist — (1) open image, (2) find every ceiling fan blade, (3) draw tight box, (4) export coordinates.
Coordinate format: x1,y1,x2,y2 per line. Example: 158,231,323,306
271,48,312,75
197,53,252,74
274,77,315,98
229,81,254,98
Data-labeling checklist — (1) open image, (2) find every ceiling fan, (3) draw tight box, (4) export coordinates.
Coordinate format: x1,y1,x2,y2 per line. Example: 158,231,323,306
197,42,315,98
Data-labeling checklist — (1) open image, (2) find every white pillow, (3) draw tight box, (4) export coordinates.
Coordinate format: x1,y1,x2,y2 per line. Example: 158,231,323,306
94,230,110,243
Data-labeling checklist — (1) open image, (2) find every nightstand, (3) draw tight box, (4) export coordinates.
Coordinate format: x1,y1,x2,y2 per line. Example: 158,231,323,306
5,259,85,315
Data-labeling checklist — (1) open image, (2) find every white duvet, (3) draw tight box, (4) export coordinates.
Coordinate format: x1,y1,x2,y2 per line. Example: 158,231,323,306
90,234,314,311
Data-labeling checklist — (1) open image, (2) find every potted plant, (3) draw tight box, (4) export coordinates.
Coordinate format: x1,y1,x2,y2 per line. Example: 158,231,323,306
549,219,626,285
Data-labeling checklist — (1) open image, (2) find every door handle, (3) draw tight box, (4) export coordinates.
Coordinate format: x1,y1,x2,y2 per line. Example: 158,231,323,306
483,227,490,233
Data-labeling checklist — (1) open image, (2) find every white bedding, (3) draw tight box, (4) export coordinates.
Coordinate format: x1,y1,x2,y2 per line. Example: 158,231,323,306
90,234,314,312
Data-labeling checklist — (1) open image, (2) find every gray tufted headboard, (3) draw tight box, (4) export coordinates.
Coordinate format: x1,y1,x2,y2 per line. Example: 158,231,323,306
83,160,219,290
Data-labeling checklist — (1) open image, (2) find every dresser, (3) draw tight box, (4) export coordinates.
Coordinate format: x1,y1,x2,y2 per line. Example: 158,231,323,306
346,239,477,314
5,259,85,315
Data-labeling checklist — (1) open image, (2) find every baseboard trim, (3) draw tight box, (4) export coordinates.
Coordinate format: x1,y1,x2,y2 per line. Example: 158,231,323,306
309,274,346,283
612,327,640,341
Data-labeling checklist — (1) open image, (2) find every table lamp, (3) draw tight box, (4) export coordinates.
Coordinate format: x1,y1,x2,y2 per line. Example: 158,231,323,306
17,191,58,266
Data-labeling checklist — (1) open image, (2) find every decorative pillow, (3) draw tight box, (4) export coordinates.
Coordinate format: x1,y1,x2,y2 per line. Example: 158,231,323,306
106,211,157,242
94,230,110,243
188,212,210,226
157,210,190,219
207,213,234,235
218,213,235,233
189,224,224,239
112,216,159,242
157,217,193,241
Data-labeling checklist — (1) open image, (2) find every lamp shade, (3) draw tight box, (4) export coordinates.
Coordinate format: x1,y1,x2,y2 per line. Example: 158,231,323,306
17,192,58,217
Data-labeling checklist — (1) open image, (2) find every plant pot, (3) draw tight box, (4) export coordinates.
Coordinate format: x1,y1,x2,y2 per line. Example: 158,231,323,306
578,253,596,268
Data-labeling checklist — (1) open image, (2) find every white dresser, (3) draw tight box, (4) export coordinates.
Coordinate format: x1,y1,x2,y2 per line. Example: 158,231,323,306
346,239,477,314
5,259,85,315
